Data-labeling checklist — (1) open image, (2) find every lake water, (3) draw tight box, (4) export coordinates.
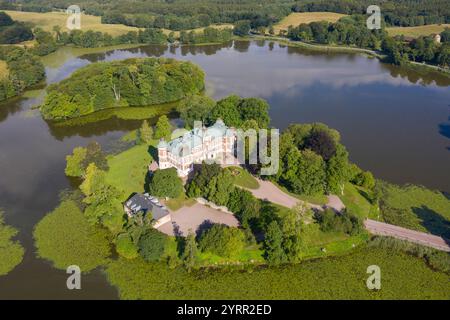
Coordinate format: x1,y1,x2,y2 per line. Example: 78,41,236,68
0,40,449,299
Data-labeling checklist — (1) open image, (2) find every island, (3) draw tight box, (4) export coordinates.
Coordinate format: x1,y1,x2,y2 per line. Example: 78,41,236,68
40,57,205,120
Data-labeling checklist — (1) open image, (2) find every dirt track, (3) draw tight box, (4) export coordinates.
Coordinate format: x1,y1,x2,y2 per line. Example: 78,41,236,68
365,219,450,252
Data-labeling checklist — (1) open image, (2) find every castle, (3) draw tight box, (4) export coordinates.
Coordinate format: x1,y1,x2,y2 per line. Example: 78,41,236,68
157,119,237,177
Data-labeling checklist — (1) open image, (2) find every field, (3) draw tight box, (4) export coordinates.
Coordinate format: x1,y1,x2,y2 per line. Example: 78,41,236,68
386,24,450,38
4,10,140,37
106,248,450,299
274,12,347,34
3,10,232,38
0,60,8,79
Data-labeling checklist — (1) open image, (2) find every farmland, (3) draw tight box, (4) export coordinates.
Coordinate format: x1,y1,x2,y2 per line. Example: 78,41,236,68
273,12,347,34
386,24,450,38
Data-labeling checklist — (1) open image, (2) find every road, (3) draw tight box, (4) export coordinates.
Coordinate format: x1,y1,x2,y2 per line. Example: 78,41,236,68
249,179,450,252
364,219,450,252
248,178,345,212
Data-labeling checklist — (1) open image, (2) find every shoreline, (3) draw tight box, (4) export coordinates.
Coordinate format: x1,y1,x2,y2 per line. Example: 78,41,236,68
244,34,450,78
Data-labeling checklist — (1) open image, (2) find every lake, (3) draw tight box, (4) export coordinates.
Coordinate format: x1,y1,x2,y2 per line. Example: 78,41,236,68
0,40,449,299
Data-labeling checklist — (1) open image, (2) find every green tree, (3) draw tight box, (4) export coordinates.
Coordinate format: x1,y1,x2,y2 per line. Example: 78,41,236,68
233,20,251,36
65,146,87,177
140,120,153,144
116,233,139,259
178,95,216,128
148,168,183,198
138,228,168,262
82,141,109,172
182,230,198,271
263,220,286,265
154,115,172,140
80,163,125,233
198,224,245,258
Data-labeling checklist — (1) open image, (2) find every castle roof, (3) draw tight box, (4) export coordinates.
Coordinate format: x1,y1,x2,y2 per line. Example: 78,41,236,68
164,119,234,157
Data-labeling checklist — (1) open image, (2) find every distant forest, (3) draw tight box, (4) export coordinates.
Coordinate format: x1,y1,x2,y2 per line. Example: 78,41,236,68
1,0,448,29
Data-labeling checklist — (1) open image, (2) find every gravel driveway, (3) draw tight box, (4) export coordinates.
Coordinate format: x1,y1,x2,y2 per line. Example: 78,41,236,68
157,202,239,236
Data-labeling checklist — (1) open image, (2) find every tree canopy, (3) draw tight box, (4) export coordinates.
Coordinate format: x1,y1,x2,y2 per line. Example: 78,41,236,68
148,168,184,199
41,57,205,120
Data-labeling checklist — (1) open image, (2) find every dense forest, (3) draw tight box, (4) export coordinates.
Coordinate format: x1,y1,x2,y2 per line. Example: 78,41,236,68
0,10,33,44
1,0,449,29
40,57,205,120
292,0,450,26
0,46,45,102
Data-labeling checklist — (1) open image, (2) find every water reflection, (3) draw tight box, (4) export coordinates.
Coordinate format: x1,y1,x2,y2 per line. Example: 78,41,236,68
0,39,449,298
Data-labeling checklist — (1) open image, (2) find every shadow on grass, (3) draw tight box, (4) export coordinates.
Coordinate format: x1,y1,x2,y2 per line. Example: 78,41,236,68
412,205,450,241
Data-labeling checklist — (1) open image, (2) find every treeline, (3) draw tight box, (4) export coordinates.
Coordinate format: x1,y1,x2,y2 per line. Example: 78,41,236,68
179,27,233,45
0,46,45,102
0,11,33,44
41,57,205,120
292,0,450,27
0,0,291,30
286,15,386,49
285,15,450,67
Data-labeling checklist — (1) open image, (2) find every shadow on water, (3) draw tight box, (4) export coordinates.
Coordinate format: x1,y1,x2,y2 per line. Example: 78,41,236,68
412,205,450,241
46,106,179,140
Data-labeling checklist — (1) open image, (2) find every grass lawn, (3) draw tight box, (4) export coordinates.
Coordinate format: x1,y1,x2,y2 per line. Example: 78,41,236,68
105,144,153,200
274,12,347,34
386,24,449,38
380,183,450,238
0,60,8,79
341,183,377,219
271,180,328,205
225,166,259,189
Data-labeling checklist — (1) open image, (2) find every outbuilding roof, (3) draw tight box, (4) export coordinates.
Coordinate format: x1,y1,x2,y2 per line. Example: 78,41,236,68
125,193,169,220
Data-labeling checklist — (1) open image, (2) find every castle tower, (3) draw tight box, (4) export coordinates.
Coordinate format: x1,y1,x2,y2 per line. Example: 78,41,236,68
157,139,168,169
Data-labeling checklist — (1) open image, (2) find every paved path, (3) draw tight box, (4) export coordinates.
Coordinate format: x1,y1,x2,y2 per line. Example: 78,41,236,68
248,179,345,212
157,203,239,236
365,219,450,252
250,179,450,252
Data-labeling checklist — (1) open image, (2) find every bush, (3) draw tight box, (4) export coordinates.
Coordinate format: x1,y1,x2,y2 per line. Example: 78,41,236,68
198,224,245,258
116,234,139,259
315,208,363,235
138,228,168,262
